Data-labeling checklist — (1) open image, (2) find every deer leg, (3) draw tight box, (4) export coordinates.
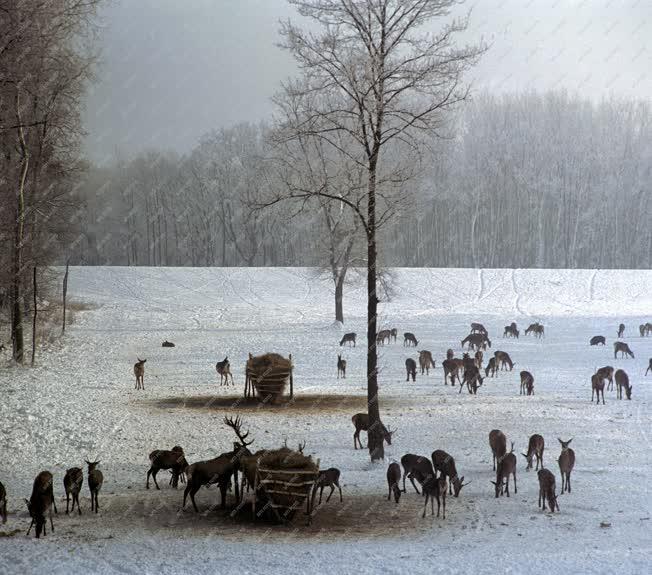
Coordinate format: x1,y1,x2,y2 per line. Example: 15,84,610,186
513,472,517,494
353,431,358,450
76,493,82,515
422,494,428,518
319,485,324,504
338,483,343,502
326,485,335,502
50,508,54,532
567,473,571,493
189,486,200,512
52,495,57,515
408,474,421,495
66,492,70,514
94,492,99,513
152,469,161,490
436,495,441,518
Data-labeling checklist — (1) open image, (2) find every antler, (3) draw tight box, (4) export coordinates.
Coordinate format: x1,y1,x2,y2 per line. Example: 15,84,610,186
223,415,254,447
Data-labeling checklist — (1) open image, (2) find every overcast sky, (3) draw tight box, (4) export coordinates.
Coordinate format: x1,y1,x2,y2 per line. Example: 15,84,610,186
84,0,652,163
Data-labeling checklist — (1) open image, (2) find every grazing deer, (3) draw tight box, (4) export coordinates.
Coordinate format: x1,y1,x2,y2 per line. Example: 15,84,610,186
460,364,483,394
525,322,544,338
352,413,395,450
494,350,514,371
615,369,632,400
147,446,189,489
491,443,517,498
400,454,435,494
595,366,615,390
377,329,391,345
470,322,488,335
422,475,448,519
418,350,435,375
387,462,402,503
520,371,534,395
312,468,343,504
339,333,356,347
403,332,418,347
646,322,652,335
613,341,634,359
405,358,417,382
442,358,462,386
503,324,519,338
591,373,605,404
522,434,544,471
432,450,469,497
86,460,103,514
538,468,559,513
557,438,575,494
162,340,175,347
617,323,625,338
646,358,652,376
337,354,346,379
0,480,6,524
590,335,606,346
390,328,398,342
489,429,507,471
216,356,234,385
134,358,146,390
485,357,497,378
474,350,483,369
461,333,491,351
63,467,83,515
25,471,57,538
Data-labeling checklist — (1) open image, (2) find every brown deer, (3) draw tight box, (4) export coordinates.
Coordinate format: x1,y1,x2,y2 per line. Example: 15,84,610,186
613,341,634,359
489,429,507,471
418,350,435,375
461,333,491,350
134,358,146,390
590,335,606,346
63,467,83,515
460,364,483,394
485,357,497,378
639,324,646,337
525,322,544,338
432,449,470,497
337,354,346,379
494,351,514,371
400,454,435,494
491,443,517,498
591,372,605,404
474,350,483,369
557,438,575,494
339,333,356,347
470,322,488,335
352,413,395,450
538,468,559,512
25,471,57,538
390,328,398,342
503,324,519,338
422,475,448,518
147,446,189,489
617,323,625,338
595,366,615,391
646,358,652,376
216,356,234,385
312,468,343,504
522,434,544,471
442,358,462,386
520,371,534,395
615,369,632,400
0,480,6,523
86,460,103,513
405,358,417,382
377,329,391,345
387,462,402,503
403,332,418,347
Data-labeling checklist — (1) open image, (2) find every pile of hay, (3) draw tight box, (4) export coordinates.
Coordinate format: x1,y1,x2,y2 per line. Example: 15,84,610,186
245,353,293,402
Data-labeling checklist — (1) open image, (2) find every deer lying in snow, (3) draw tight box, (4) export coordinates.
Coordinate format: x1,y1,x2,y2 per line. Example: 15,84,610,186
216,357,234,385
492,443,517,498
615,369,632,400
86,460,103,514
538,468,559,512
134,358,146,390
522,434,544,471
520,371,534,395
63,467,83,515
418,350,435,375
26,471,57,538
312,468,343,505
337,354,346,379
147,446,189,489
405,358,417,382
489,429,507,471
352,413,395,450
400,454,435,494
557,438,575,494
432,450,469,497
387,462,402,503
339,333,356,347
613,341,634,359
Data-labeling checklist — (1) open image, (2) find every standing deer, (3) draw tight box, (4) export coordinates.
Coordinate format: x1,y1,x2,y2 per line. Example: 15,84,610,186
63,467,83,515
216,357,234,385
470,322,488,334
418,350,435,375
590,335,606,346
146,446,189,489
557,438,575,494
522,434,544,471
422,475,448,519
485,357,497,378
489,429,507,471
400,454,435,494
520,371,534,395
617,323,625,338
442,358,462,386
491,443,517,498
525,322,544,338
312,468,343,504
390,328,398,342
387,462,402,503
431,450,469,497
474,350,483,369
25,471,57,538
460,364,483,394
503,324,519,338
646,358,652,376
405,358,417,382
494,351,514,371
377,329,391,345
639,324,646,337
595,366,615,390
538,468,559,513
615,369,632,400
591,373,605,404
461,333,491,350
403,332,418,347
0,480,6,523
339,333,356,347
352,413,395,450
86,460,103,513
337,354,346,379
134,358,146,390
613,341,634,359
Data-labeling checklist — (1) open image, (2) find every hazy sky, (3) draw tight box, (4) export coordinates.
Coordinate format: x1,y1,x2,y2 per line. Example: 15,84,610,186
84,0,652,163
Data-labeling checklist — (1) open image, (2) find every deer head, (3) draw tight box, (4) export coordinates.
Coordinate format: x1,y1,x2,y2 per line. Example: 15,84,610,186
558,438,573,450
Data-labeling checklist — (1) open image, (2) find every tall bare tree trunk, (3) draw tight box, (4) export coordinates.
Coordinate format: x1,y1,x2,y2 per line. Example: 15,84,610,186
62,259,70,334
31,266,37,365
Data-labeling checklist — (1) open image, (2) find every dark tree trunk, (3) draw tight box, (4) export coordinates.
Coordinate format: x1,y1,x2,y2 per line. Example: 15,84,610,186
31,266,37,366
335,274,344,324
62,260,70,334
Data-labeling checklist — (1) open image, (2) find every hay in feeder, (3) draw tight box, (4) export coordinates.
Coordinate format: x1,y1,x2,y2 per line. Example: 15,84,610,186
245,352,293,402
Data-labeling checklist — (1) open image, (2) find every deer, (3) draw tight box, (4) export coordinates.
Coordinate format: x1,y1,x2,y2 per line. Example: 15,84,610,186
418,350,435,375
442,358,462,386
491,443,517,498
422,475,448,519
446,348,454,360
503,324,519,338
522,434,544,471
339,332,356,347
431,449,470,497
460,364,483,394
134,358,146,390
311,468,343,505
387,462,402,503
63,467,83,515
520,371,534,395
595,366,615,390
617,323,625,338
216,357,234,385
405,358,417,382
470,322,488,335
639,324,646,337
591,372,605,404
615,369,632,400
377,329,391,345
390,328,398,342
646,358,652,376
489,429,507,471
146,445,189,489
485,357,497,378
352,413,395,450
337,354,346,379
461,333,491,351
86,460,103,513
646,322,652,335
474,350,483,369
0,480,6,523
525,322,544,338
400,454,435,494
403,332,418,347
25,471,57,538
494,350,514,371
557,438,575,494
538,468,559,513
614,341,634,359
590,335,606,346
162,340,175,347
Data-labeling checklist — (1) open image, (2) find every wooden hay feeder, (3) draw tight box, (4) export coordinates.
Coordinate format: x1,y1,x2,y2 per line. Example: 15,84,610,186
245,353,293,402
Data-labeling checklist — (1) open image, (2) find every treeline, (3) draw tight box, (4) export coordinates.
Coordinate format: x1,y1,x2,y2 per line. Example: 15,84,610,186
75,91,651,270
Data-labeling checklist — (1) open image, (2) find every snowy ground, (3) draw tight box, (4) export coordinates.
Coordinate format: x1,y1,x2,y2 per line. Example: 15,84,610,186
1,267,651,575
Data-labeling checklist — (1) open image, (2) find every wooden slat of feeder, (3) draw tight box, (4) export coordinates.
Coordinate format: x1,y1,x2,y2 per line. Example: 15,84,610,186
258,468,318,475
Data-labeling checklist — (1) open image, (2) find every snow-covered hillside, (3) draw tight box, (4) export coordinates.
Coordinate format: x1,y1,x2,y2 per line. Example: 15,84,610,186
1,267,651,575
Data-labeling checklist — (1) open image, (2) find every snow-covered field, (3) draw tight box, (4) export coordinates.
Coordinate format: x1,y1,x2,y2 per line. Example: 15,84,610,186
1,266,651,575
